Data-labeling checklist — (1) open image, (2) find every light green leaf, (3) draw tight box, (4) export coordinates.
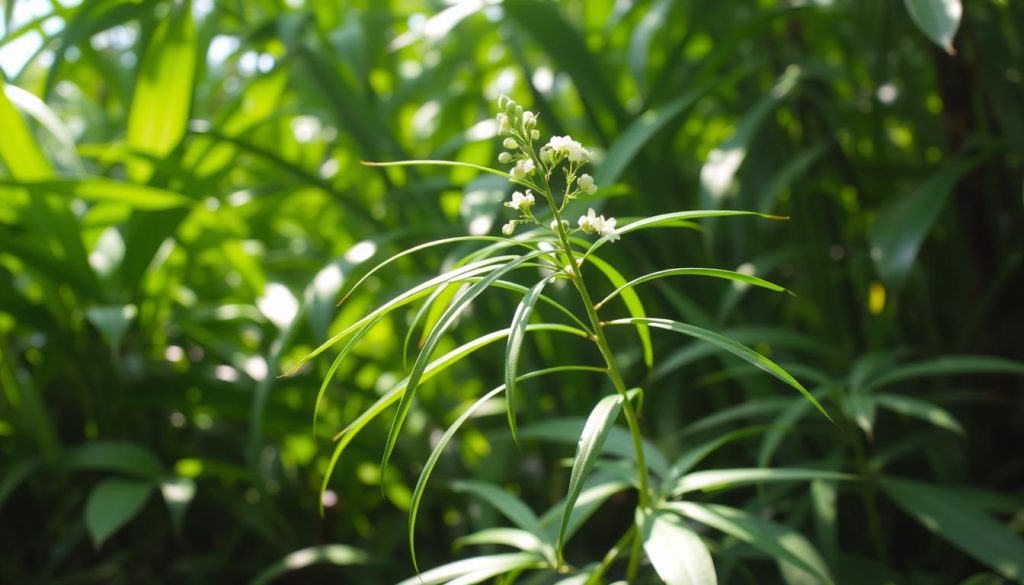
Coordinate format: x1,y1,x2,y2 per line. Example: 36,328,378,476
250,545,369,585
395,553,543,585
638,508,717,585
505,277,552,445
670,468,854,497
85,478,155,547
454,528,546,555
597,267,788,310
557,390,632,558
671,502,833,584
881,477,1024,582
903,0,962,54
0,178,196,210
587,254,653,368
126,0,195,182
604,317,831,421
84,305,137,350
874,393,965,435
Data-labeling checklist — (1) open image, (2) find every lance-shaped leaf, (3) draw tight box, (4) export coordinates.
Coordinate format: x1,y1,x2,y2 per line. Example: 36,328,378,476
604,317,831,421
452,480,546,538
638,508,718,585
505,277,553,445
903,0,962,54
395,553,544,585
381,251,547,476
588,254,654,368
669,468,854,497
596,267,789,310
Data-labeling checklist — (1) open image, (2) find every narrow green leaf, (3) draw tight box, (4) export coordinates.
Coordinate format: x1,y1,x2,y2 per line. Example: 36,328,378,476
521,418,670,477
597,268,788,310
363,159,511,180
313,313,386,439
454,528,546,555
557,391,631,558
125,0,195,183
0,82,52,179
452,480,545,538
670,468,854,497
505,277,552,445
903,0,962,54
662,427,770,493
881,477,1024,582
395,553,542,585
604,318,831,421
381,252,546,476
85,478,155,547
540,476,631,544
638,508,718,585
874,393,965,435
864,355,1024,393
587,254,653,368
65,441,164,479
670,502,834,584
251,545,369,585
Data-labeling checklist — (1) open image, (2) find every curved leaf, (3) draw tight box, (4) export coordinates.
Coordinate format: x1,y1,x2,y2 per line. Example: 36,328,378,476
505,277,553,445
250,545,369,585
596,267,788,310
639,508,718,585
903,0,962,54
85,478,154,547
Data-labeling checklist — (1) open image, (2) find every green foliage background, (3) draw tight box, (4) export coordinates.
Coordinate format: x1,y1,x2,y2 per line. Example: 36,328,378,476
0,0,1022,583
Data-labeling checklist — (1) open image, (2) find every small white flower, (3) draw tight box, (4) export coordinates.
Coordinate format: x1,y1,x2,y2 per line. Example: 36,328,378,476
522,111,537,128
550,219,560,230
498,152,513,164
539,147,553,164
505,189,535,211
577,173,597,194
501,221,515,235
503,137,518,149
509,158,535,180
497,113,511,135
578,208,620,242
546,135,590,163
531,129,540,140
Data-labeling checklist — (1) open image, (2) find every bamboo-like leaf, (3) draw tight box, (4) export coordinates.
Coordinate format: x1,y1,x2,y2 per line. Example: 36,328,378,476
251,545,369,585
363,159,511,180
903,0,962,54
881,477,1024,582
381,252,547,476
587,254,653,368
662,427,770,494
540,476,631,544
638,508,718,585
452,480,545,538
604,318,831,421
454,528,546,555
0,178,196,210
125,0,195,183
596,268,789,310
505,277,552,445
319,324,589,513
557,389,638,559
313,313,386,438
669,468,854,497
864,355,1024,393
874,393,965,435
670,502,834,584
585,210,785,259
395,553,543,585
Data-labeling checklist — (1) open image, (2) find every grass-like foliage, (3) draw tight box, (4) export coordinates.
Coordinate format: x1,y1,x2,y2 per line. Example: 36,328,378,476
296,95,837,583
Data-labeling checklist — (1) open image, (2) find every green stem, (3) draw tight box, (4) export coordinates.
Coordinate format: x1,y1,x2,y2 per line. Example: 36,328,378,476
585,524,637,585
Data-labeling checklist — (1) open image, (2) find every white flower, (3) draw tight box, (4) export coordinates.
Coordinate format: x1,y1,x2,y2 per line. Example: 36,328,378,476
501,221,515,235
546,135,590,163
503,137,518,149
497,113,511,135
577,173,597,194
505,189,535,211
550,219,560,230
509,158,535,180
522,111,537,128
578,208,620,242
498,152,513,164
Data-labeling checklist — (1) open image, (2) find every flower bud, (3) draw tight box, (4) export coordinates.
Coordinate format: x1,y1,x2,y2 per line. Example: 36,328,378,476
503,137,518,149
578,173,597,194
531,129,540,140
501,221,515,235
498,152,513,164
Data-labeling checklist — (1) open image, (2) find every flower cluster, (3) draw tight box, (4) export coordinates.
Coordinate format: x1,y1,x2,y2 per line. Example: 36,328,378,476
495,94,618,242
578,208,620,241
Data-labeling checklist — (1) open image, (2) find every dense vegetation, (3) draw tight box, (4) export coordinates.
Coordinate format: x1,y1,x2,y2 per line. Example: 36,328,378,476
1,0,1023,583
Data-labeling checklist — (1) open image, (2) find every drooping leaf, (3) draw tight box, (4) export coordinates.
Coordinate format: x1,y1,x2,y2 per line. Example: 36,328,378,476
903,0,962,54
505,277,552,444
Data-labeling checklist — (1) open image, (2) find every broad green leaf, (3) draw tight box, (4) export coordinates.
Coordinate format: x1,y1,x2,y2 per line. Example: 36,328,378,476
669,468,854,497
869,157,980,288
671,502,833,584
505,277,552,445
85,478,155,547
396,553,543,585
557,390,633,558
65,441,164,479
125,0,195,183
638,508,717,585
587,254,653,368
903,0,962,54
596,267,788,310
604,317,831,421
874,393,965,435
0,178,196,210
251,545,369,585
881,477,1024,582
452,480,545,538
381,252,547,476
